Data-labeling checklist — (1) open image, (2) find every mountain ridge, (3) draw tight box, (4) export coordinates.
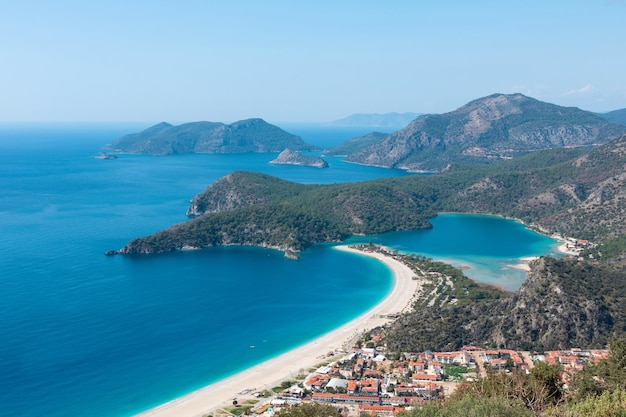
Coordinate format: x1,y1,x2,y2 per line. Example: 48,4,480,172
600,108,626,126
345,93,626,172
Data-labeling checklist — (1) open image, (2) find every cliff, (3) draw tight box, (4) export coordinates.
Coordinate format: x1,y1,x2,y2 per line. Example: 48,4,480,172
107,118,318,155
269,149,328,168
345,93,626,172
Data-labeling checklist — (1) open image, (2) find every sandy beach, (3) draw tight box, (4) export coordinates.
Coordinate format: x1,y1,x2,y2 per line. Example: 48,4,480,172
135,245,420,417
508,238,579,271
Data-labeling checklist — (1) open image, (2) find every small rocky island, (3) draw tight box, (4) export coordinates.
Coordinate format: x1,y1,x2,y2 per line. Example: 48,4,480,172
94,152,117,160
269,149,328,168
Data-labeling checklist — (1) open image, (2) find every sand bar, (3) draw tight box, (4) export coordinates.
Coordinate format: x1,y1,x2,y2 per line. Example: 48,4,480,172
135,245,420,417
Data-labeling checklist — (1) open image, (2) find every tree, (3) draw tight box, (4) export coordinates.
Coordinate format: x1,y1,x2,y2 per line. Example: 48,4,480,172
275,403,340,417
398,395,532,417
571,338,626,400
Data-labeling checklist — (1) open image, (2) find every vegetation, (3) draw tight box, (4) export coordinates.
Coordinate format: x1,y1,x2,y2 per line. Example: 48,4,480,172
108,118,318,155
400,394,533,417
544,390,626,417
274,403,340,417
345,93,626,172
600,108,626,126
384,256,626,352
570,339,626,399
323,131,389,156
119,133,626,263
443,364,470,379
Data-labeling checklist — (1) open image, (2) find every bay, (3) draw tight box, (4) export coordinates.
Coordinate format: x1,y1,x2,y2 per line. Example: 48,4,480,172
0,124,559,417
348,213,561,291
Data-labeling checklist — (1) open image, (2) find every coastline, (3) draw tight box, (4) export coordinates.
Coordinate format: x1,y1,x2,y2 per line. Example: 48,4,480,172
134,245,420,417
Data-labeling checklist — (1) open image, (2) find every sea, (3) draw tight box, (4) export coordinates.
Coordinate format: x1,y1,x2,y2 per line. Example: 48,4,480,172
0,123,562,417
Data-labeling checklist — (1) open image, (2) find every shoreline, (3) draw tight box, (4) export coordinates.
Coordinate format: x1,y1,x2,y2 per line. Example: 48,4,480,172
134,245,420,417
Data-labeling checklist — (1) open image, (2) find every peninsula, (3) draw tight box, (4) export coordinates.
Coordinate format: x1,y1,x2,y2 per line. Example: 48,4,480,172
115,132,626,262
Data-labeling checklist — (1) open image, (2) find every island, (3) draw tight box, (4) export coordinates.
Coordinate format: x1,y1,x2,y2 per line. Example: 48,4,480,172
106,118,319,155
269,149,329,168
94,152,117,160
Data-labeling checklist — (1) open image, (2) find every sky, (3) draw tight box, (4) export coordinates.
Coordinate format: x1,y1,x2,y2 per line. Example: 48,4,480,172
1,0,625,123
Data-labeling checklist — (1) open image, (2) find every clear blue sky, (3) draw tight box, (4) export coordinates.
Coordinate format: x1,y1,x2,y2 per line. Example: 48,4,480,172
1,0,625,123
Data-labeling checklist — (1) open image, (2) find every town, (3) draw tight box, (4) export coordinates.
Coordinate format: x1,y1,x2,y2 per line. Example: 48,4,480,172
225,340,608,417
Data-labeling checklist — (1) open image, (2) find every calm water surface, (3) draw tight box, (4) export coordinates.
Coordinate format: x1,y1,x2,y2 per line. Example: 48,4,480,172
0,124,558,417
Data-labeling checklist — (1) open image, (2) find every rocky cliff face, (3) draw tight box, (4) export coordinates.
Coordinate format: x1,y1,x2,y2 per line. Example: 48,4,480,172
345,94,626,172
269,149,328,168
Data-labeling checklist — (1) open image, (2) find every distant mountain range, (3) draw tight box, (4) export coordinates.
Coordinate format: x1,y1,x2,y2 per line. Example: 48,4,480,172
328,112,422,129
600,108,626,126
107,118,318,155
344,94,626,172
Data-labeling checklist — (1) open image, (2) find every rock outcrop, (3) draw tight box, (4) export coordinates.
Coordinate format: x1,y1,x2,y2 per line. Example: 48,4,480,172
269,149,328,168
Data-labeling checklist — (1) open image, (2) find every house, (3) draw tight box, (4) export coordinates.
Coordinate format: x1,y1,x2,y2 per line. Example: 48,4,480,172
411,373,439,382
312,393,380,405
433,351,470,365
326,378,348,392
359,405,403,416
360,378,381,396
304,374,330,391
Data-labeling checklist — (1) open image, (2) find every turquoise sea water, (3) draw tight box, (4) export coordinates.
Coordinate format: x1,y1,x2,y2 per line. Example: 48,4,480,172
0,124,558,417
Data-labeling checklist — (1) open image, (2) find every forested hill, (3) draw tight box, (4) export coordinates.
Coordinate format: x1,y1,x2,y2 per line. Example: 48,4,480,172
384,255,626,352
600,108,626,126
119,171,435,255
344,93,626,172
107,118,317,155
323,132,388,156
118,134,626,263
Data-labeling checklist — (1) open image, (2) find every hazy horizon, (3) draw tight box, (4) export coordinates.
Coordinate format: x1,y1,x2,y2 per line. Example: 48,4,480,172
2,1,625,123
